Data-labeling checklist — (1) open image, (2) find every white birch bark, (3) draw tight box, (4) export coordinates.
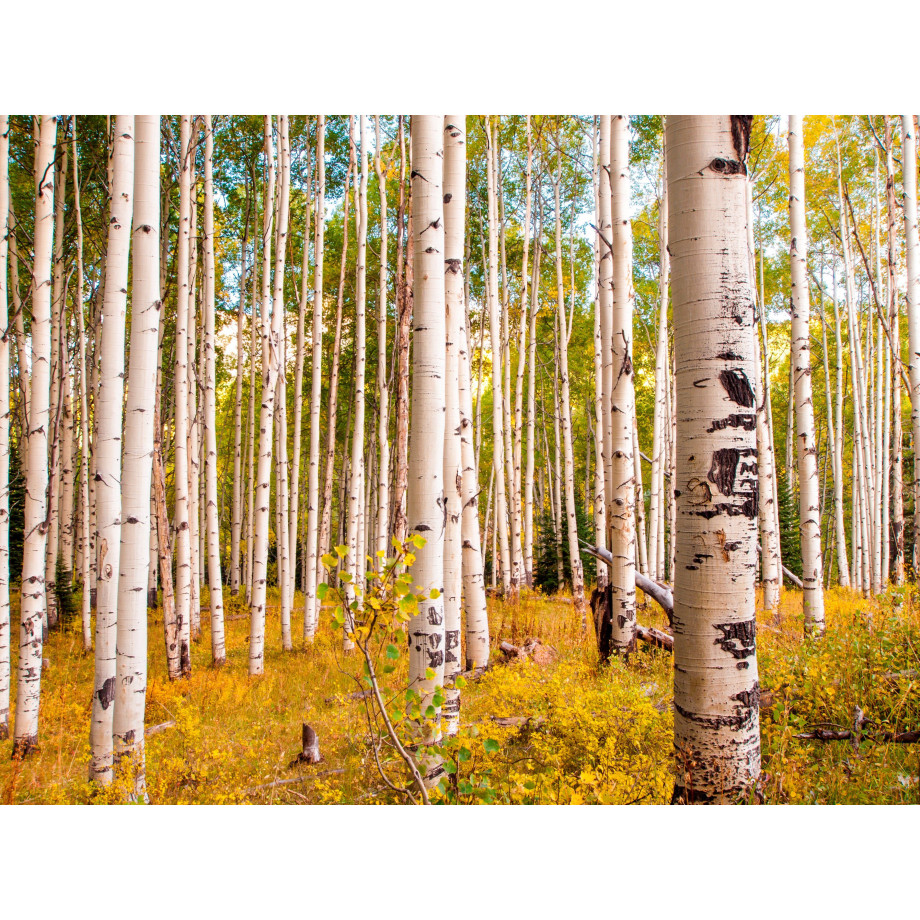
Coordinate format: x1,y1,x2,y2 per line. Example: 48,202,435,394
442,115,466,731
667,114,760,803
374,116,390,562
112,115,160,797
303,116,325,640
607,115,637,653
904,115,920,572
173,116,194,674
89,115,134,784
407,115,446,735
13,115,56,757
484,117,512,596
525,222,542,588
0,115,9,741
202,115,225,664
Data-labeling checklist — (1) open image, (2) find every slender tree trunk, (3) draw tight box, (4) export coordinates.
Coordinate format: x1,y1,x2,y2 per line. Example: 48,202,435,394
374,116,390,562
0,115,9,741
113,115,160,797
524,217,541,588
606,115,637,653
89,115,134,784
173,116,194,676
788,117,825,632
406,115,446,742
484,117,512,596
904,115,920,574
202,115,225,664
248,116,279,676
667,114,760,804
553,150,586,627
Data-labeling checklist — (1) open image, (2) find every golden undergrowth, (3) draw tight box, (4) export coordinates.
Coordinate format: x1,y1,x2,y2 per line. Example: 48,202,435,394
0,582,917,804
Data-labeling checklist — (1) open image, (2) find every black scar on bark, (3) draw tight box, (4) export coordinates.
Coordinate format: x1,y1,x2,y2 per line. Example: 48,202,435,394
732,682,760,711
708,157,746,176
443,193,452,204
445,258,461,274
426,605,443,626
674,699,755,731
716,351,743,361
730,116,753,162
708,448,741,496
713,619,756,660
97,676,117,710
707,413,755,433
415,524,431,532
427,649,444,668
719,368,755,407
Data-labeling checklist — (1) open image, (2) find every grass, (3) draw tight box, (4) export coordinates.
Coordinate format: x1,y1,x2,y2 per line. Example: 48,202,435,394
1,580,918,804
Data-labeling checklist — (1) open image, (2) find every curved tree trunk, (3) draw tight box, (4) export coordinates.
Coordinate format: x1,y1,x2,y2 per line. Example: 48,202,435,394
113,114,160,797
89,115,134,784
667,114,761,804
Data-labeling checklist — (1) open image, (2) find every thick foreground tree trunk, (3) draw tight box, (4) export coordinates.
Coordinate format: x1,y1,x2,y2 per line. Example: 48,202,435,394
667,115,761,804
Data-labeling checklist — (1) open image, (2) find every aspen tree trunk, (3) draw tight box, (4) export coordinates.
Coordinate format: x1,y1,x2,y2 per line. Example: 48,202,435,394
606,115,637,653
668,114,760,804
303,116,325,639
649,150,669,582
277,376,292,650
904,115,920,572
442,116,467,731
392,116,412,547
0,115,9,740
249,115,290,676
525,221,541,587
344,116,368,648
45,144,67,628
553,152,586,626
89,115,134,784
187,136,202,639
829,267,850,585
248,116,278,676
484,117,512,596
406,116,446,739
13,115,56,757
886,117,904,585
112,115,160,796
817,269,841,588
551,363,565,588
231,180,251,596
60,371,75,583
374,116,391,561
316,127,353,588
7,202,29,430
202,116,226,664
245,165,260,600
71,123,93,649
512,118,532,591
789,117,826,630
289,123,311,611
173,116,194,675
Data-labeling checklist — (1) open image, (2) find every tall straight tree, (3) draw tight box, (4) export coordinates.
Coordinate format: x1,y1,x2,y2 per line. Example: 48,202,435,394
788,116,825,634
89,115,134,784
374,116,391,561
113,114,160,797
13,115,56,758
202,115,226,664
0,114,9,741
606,115,637,653
406,115,446,728
904,115,920,570
173,116,193,676
668,115,761,803
303,115,325,640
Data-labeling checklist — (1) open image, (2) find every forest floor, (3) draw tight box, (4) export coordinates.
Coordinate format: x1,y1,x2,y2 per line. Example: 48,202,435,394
1,583,919,804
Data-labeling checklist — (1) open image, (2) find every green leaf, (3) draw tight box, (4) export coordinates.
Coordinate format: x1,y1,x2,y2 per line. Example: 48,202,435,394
443,761,457,774
425,667,436,681
335,544,349,559
458,746,471,763
382,663,396,675
429,588,441,600
321,553,337,569
424,705,437,719
454,675,467,689
316,583,329,601
339,571,353,584
484,738,499,754
385,644,400,660
410,534,426,549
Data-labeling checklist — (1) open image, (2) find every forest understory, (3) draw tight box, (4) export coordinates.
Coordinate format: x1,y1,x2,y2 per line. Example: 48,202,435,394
3,585,917,805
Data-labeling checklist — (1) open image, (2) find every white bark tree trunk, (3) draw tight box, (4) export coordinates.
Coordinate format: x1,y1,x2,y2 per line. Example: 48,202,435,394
667,115,761,803
303,117,325,640
788,116,825,632
904,115,920,572
0,115,9,741
89,115,134,784
202,115,226,664
13,115,56,758
113,115,160,797
374,116,390,563
406,115,446,736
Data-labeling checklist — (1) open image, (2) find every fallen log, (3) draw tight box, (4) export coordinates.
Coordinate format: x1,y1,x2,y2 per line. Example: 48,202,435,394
580,539,674,620
757,543,803,589
245,768,345,795
794,729,920,744
636,623,673,652
146,720,177,737
498,638,557,666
